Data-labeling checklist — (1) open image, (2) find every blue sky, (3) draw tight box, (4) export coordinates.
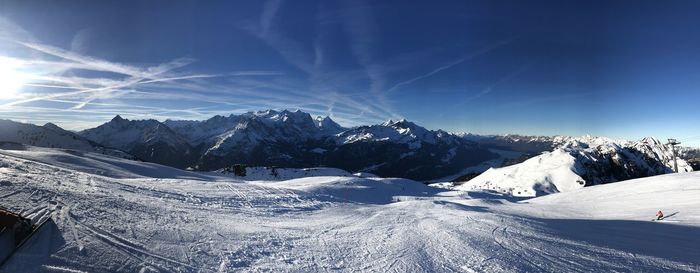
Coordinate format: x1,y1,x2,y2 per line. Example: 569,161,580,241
0,0,699,146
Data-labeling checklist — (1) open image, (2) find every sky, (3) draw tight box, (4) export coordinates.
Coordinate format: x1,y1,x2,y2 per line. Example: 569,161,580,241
0,0,699,146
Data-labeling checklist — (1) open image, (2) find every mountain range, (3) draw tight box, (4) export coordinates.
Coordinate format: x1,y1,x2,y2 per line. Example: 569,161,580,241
78,110,496,180
0,109,696,182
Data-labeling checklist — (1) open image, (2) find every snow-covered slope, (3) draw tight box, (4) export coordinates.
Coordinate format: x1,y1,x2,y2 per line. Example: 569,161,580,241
457,137,693,197
0,146,698,272
0,119,97,152
0,145,217,180
456,149,586,196
523,172,700,224
0,119,130,158
218,166,355,181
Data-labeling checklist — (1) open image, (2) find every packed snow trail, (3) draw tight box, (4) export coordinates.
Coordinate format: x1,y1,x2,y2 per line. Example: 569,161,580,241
0,146,698,272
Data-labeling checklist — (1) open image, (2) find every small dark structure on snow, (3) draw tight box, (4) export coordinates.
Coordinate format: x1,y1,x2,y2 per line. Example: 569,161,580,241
0,208,33,265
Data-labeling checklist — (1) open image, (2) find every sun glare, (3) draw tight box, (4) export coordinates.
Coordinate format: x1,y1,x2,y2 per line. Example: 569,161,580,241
0,57,28,99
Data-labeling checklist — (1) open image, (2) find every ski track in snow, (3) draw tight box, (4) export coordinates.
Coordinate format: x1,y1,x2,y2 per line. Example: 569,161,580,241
0,147,698,272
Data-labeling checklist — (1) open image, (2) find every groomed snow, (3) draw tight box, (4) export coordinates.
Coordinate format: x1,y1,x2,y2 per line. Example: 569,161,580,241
0,146,698,272
219,166,355,181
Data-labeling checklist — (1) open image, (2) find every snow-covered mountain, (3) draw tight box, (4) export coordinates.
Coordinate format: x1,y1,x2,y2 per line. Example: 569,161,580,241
679,146,700,170
82,110,497,180
163,114,244,146
315,115,345,135
202,110,330,156
325,119,496,180
457,136,693,196
12,110,691,183
337,119,458,148
164,110,344,149
0,119,130,158
80,115,195,168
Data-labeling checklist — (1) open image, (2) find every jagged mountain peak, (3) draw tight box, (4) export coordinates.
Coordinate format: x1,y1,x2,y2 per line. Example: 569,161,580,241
111,114,126,123
244,109,313,124
42,122,64,131
381,118,409,127
336,118,460,148
315,116,345,134
80,117,188,150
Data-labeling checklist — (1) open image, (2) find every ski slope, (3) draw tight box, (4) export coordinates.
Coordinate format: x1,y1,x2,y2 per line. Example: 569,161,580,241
455,149,585,197
0,146,698,272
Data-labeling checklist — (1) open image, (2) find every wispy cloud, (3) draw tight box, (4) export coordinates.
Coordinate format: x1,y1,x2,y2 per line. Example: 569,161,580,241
335,0,399,119
385,36,521,95
235,0,403,123
437,64,530,118
260,0,283,37
0,8,405,130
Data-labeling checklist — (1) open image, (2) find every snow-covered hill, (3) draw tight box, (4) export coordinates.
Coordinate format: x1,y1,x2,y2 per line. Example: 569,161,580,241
457,136,693,196
0,119,130,158
0,145,698,272
0,119,96,152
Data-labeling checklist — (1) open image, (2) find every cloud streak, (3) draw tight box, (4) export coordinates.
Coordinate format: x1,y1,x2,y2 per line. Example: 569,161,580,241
0,15,397,129
385,36,521,95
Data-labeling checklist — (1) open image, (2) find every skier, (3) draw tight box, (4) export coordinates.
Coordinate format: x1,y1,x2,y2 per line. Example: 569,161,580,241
656,210,664,220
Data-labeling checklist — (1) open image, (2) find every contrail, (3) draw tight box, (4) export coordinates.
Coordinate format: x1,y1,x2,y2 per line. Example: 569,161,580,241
386,35,521,95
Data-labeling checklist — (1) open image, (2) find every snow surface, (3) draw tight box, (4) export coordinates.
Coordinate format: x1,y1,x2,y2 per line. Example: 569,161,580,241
0,120,95,152
219,166,355,181
456,149,585,197
0,146,698,272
